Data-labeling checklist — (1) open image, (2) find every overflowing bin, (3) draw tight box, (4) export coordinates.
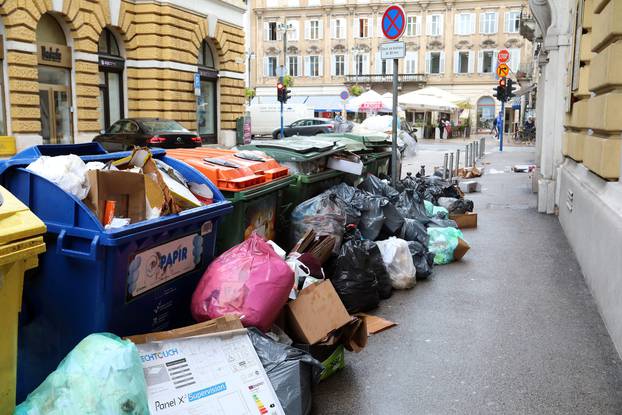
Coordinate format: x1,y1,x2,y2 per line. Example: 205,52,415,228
166,148,295,253
0,186,46,413
0,143,232,401
317,132,394,177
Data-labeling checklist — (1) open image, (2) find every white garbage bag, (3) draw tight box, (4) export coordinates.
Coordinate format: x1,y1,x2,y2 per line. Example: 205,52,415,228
27,155,90,200
376,237,417,289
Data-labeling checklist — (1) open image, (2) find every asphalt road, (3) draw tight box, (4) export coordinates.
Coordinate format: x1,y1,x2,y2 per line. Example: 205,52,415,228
311,140,622,414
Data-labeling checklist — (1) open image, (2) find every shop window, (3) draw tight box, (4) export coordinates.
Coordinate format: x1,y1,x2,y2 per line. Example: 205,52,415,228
197,40,219,143
98,28,124,130
477,96,496,131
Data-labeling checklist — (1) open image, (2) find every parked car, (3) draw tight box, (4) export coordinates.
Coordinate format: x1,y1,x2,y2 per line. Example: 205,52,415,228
271,118,337,139
93,118,202,152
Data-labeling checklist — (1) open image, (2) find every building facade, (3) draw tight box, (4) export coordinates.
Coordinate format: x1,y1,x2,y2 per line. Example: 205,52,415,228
525,0,622,356
250,0,531,130
0,0,246,151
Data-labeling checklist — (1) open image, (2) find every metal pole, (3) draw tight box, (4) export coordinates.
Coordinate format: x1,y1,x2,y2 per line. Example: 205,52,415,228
279,29,287,139
465,145,469,168
471,143,475,166
455,149,461,176
500,101,505,152
480,137,485,158
443,153,449,180
449,152,454,179
391,58,399,184
474,141,479,162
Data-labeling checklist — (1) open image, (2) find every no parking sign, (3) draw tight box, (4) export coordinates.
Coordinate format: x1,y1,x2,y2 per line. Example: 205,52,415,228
381,5,406,41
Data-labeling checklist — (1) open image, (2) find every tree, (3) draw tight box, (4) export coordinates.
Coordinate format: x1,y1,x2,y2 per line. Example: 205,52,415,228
244,87,256,105
283,75,294,88
350,84,364,97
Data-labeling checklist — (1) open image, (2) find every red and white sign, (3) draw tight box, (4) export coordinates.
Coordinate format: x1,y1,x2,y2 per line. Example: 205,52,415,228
359,101,384,112
497,49,510,64
381,5,406,41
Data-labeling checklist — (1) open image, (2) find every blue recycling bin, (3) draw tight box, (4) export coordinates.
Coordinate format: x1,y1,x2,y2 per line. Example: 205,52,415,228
0,143,233,402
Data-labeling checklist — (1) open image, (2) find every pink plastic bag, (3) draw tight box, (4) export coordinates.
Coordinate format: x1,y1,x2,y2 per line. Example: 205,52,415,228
191,233,294,331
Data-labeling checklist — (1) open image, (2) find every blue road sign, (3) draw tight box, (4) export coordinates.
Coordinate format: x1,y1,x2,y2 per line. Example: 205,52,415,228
382,5,406,41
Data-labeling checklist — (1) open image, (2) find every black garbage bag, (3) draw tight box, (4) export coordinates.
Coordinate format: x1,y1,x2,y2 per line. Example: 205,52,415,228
407,241,435,279
329,183,365,225
359,196,386,240
329,229,381,313
382,201,404,235
358,174,400,203
398,172,418,192
399,218,429,246
437,197,474,214
248,328,323,415
395,188,428,220
362,239,392,299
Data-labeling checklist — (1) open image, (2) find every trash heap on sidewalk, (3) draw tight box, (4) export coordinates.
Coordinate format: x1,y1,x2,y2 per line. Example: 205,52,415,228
5,139,482,415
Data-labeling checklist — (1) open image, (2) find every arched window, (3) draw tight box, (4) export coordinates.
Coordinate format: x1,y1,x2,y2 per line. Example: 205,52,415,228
196,40,219,143
477,96,496,131
37,13,73,144
98,28,125,130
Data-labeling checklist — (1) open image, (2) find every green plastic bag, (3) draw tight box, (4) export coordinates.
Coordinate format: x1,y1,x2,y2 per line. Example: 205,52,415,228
427,227,465,265
424,200,449,218
15,333,149,415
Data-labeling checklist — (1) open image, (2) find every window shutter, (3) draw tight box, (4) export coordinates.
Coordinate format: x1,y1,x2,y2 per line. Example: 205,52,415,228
368,17,374,37
304,56,310,76
297,56,302,76
264,22,270,41
263,57,269,76
344,53,349,75
318,21,324,39
353,18,359,38
440,51,445,74
425,52,431,73
319,56,323,76
331,55,336,76
426,15,432,35
331,19,336,38
341,18,347,38
363,53,370,75
376,54,382,74
504,12,510,32
454,14,461,35
478,50,484,73
493,13,498,33
470,13,476,34
439,15,444,35
468,51,475,73
277,25,283,41
453,51,460,73
510,48,520,72
292,21,300,41
479,14,485,33
416,16,421,35
304,21,311,39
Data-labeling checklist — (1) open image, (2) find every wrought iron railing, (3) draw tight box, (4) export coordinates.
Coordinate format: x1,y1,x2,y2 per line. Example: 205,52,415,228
345,73,427,84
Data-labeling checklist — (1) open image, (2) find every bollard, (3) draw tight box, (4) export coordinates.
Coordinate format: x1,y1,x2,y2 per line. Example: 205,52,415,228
470,143,475,166
449,152,454,179
443,153,449,179
455,149,461,176
465,145,470,168
480,137,485,158
474,141,479,162
420,165,426,176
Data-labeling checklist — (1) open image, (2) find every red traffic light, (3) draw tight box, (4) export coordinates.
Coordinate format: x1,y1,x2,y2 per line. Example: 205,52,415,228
498,78,507,87
277,82,284,90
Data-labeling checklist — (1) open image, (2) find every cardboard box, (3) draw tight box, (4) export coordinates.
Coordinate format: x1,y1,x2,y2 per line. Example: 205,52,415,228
86,170,146,224
328,155,364,175
127,315,243,344
450,212,478,229
130,317,285,415
459,180,481,193
286,280,352,345
453,238,470,261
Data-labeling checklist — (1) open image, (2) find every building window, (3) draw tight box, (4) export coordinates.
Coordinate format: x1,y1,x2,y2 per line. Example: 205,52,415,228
265,56,278,77
266,21,278,41
287,55,299,76
332,18,346,39
98,28,125,130
505,11,520,33
289,20,299,41
455,13,474,35
480,12,498,34
427,14,442,36
406,16,420,36
379,58,394,75
358,18,369,38
480,50,495,73
306,55,321,77
477,96,496,131
455,51,471,73
509,48,521,72
309,20,321,40
426,51,444,74
333,54,345,76
406,52,418,73
354,54,369,75
197,40,218,142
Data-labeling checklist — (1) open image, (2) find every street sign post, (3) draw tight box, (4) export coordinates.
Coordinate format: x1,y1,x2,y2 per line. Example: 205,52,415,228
340,90,349,101
381,4,406,185
496,63,510,77
497,49,510,64
380,42,406,60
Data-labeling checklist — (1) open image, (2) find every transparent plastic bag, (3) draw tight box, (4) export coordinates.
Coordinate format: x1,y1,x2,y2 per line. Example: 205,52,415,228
27,155,90,200
291,192,346,252
15,333,148,415
427,227,465,265
375,237,417,289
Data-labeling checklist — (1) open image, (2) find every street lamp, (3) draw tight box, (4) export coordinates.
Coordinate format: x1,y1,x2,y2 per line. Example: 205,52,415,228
277,22,293,79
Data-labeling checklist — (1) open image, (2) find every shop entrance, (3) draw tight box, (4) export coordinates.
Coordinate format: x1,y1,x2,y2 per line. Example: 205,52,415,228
38,68,72,144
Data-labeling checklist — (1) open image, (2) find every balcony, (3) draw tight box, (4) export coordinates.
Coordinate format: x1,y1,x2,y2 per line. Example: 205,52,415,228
516,63,534,83
520,9,537,42
344,73,427,88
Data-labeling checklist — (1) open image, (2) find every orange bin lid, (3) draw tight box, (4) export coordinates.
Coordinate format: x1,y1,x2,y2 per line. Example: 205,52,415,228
166,148,289,192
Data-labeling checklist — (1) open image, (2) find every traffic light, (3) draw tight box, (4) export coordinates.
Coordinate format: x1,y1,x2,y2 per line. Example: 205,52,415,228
493,77,507,102
276,82,285,103
506,78,517,101
283,87,291,104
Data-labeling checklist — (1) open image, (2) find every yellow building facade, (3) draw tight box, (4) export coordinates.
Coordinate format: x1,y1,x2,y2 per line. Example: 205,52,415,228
0,0,246,150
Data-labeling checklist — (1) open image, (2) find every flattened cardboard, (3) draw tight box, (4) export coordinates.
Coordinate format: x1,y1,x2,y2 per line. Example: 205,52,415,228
450,212,478,229
453,238,471,261
126,315,243,344
286,280,352,345
86,170,146,224
358,313,397,335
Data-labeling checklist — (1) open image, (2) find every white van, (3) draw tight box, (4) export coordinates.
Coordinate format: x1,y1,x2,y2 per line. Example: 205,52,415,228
249,103,314,136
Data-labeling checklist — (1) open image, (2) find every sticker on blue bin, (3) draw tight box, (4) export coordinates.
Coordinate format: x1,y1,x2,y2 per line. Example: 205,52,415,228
200,221,212,236
127,233,203,299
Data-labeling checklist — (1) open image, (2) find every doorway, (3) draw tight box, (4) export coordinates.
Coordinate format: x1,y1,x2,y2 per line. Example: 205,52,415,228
39,84,72,144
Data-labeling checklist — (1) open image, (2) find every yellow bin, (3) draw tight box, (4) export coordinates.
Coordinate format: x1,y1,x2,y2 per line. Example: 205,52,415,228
0,137,16,157
0,185,46,414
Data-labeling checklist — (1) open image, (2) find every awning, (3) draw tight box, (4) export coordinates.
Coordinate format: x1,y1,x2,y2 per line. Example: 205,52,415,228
515,83,536,96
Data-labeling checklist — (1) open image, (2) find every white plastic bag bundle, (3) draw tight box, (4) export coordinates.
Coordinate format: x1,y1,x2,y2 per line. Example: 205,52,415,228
376,237,417,289
27,155,90,200
399,130,417,158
